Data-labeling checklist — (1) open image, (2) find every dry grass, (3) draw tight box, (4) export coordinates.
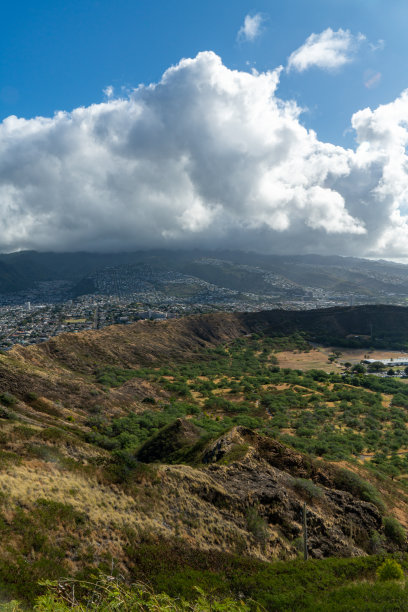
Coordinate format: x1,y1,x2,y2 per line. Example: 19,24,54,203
276,346,408,371
277,347,342,372
0,458,275,562
0,462,149,530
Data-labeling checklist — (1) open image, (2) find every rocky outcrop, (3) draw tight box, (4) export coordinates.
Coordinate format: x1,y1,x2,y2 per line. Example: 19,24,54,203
199,427,384,558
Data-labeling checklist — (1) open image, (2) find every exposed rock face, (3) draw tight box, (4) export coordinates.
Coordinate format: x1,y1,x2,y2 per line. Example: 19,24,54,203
200,427,383,558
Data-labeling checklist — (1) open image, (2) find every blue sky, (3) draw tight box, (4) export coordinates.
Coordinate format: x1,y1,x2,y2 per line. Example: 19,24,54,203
0,0,405,145
1,0,408,258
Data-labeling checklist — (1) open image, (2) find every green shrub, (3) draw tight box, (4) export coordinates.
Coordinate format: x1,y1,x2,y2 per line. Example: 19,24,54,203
0,406,15,420
383,517,406,546
292,478,323,501
368,531,385,554
218,444,249,465
11,426,36,440
333,468,385,511
95,366,142,388
376,558,404,581
35,499,86,527
38,428,72,443
0,393,17,407
31,398,62,417
312,579,408,611
26,444,64,463
246,507,269,546
25,392,38,402
0,450,21,469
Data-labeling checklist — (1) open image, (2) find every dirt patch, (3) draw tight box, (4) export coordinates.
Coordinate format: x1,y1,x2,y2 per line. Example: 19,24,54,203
277,347,342,372
382,394,393,408
190,391,204,405
278,346,408,372
212,388,232,396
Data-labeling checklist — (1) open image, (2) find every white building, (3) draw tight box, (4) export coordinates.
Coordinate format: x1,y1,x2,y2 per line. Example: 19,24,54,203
363,358,408,366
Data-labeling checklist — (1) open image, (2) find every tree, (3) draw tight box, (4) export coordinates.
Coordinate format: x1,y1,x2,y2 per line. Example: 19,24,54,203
368,361,385,373
352,364,366,374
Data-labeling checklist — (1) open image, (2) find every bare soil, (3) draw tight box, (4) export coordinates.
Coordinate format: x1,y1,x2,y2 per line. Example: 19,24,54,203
277,346,408,371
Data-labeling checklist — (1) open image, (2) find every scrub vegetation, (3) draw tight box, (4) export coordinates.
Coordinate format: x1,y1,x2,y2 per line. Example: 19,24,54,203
0,309,408,608
88,333,408,478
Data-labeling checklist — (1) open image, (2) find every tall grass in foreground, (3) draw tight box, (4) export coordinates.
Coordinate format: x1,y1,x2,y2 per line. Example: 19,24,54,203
0,575,256,611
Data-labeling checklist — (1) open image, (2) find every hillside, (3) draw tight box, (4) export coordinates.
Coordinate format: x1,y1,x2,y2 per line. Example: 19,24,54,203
2,249,408,302
1,306,408,606
243,304,408,348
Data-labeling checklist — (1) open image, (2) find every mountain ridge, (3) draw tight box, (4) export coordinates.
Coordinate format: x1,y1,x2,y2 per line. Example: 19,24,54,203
1,249,408,299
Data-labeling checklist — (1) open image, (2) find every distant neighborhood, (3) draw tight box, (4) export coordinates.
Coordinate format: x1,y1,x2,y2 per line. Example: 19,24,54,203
1,253,408,349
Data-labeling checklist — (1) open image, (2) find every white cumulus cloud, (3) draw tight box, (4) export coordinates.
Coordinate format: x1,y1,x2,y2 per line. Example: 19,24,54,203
0,51,407,257
287,28,365,72
237,13,264,42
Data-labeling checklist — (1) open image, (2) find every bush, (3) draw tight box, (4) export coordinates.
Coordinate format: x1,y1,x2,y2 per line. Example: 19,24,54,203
35,499,86,527
0,450,21,469
383,517,406,546
376,558,404,581
0,407,15,420
292,478,323,501
25,392,38,402
368,530,385,554
246,507,269,546
367,362,385,373
11,426,35,440
0,393,17,407
219,444,249,465
333,468,385,511
38,428,72,443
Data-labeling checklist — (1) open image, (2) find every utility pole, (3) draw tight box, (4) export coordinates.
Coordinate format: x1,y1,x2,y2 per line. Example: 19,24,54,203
302,502,308,561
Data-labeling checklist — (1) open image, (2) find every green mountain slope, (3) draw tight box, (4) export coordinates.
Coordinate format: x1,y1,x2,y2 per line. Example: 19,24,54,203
1,249,408,298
